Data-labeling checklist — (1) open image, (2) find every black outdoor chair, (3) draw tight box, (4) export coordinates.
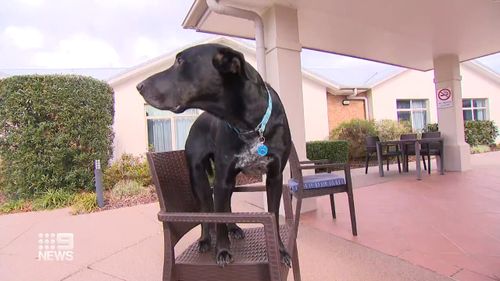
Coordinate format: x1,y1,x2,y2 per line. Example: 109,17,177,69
365,136,402,174
420,131,442,174
288,143,357,236
400,133,427,171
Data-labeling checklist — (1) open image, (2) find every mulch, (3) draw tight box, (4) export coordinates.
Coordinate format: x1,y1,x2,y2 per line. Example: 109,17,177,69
99,188,158,211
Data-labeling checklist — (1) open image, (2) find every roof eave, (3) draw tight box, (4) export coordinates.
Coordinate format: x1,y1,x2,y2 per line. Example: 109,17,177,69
182,0,209,30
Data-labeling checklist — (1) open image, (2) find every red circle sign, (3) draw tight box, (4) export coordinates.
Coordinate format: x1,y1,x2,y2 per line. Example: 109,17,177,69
438,89,452,101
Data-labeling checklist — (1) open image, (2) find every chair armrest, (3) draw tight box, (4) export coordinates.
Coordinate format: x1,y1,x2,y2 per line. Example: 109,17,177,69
299,159,330,165
158,211,276,225
299,163,349,171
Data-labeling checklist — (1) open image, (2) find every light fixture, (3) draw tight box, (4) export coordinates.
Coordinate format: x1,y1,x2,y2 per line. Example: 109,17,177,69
342,99,350,106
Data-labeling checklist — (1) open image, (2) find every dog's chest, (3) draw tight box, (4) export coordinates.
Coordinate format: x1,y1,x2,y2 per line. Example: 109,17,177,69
235,140,272,175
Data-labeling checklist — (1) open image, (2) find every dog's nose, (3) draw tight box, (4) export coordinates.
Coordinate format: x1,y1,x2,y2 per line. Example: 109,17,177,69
136,83,145,93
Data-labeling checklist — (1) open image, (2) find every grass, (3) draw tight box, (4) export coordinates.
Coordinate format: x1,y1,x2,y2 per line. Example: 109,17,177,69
471,145,491,154
71,192,98,215
0,199,31,213
32,189,75,211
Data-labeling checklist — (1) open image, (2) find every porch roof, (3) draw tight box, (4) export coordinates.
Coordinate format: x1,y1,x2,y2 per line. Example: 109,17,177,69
183,0,500,71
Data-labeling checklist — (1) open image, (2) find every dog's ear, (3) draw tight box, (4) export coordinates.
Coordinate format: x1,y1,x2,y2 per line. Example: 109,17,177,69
212,47,248,79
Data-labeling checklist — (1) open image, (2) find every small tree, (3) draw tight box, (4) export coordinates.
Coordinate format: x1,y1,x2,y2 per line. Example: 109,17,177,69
375,119,412,141
0,75,114,199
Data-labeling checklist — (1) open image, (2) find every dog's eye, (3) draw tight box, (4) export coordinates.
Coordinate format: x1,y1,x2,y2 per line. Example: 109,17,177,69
176,57,184,65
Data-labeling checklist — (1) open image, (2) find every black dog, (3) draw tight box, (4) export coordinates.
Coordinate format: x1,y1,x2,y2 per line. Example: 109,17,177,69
137,44,292,267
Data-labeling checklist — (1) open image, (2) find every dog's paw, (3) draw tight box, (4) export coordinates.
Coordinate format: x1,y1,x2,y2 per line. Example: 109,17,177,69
216,249,234,267
198,238,212,253
280,248,292,268
228,224,245,240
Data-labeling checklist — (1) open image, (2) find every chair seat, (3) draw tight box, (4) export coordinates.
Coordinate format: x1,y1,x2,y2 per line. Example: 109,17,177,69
177,225,289,265
288,173,346,192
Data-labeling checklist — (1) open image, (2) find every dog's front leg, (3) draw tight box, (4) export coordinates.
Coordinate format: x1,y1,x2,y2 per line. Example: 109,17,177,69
213,164,235,267
266,173,292,267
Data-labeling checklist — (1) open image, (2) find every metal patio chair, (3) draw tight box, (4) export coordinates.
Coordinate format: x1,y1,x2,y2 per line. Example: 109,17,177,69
146,150,301,281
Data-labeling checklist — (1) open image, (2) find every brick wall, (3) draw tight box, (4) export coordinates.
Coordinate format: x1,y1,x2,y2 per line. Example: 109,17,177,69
327,93,366,133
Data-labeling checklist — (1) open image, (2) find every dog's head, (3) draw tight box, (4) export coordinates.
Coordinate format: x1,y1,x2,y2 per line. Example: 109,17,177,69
136,44,250,113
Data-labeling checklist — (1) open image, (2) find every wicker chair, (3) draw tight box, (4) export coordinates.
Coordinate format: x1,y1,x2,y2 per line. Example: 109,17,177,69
288,143,357,236
146,150,301,281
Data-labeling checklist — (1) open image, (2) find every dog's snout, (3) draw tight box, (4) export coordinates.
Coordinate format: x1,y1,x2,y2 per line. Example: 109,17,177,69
136,82,145,94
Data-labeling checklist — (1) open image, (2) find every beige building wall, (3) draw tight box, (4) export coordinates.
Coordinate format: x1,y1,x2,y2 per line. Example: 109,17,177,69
370,70,437,123
461,65,500,139
369,65,500,142
302,77,329,141
112,66,166,159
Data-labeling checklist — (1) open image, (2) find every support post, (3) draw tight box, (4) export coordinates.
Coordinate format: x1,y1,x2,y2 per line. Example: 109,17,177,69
433,54,471,171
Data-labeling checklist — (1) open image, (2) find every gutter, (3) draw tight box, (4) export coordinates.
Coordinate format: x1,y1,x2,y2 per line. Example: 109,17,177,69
206,0,267,80
336,88,372,120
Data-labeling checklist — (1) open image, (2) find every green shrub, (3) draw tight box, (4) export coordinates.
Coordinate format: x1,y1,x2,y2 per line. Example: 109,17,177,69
425,123,439,132
0,75,114,199
470,145,491,154
330,119,376,160
71,192,98,215
32,189,74,210
306,140,349,163
375,119,412,141
104,154,151,189
464,120,498,146
111,179,145,199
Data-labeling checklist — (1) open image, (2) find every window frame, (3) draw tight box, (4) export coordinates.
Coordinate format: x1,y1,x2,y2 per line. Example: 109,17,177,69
144,105,201,151
462,98,488,121
396,99,429,132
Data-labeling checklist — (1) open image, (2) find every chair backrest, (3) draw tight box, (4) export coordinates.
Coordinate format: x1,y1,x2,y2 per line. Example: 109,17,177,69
422,131,442,151
422,131,441,139
147,150,199,213
365,135,379,147
365,136,379,153
400,133,417,140
147,150,200,245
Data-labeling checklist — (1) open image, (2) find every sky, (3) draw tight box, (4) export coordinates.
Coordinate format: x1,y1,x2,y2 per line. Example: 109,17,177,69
1,0,499,86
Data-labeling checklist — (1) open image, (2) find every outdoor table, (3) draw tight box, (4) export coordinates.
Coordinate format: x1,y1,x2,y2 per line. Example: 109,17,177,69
376,138,444,180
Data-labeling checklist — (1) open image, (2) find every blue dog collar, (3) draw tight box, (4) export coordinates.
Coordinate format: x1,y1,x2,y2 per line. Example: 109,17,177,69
256,84,272,136
226,84,272,137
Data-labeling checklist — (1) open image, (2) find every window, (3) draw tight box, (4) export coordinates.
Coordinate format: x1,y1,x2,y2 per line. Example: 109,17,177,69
396,99,428,131
462,98,487,121
145,105,200,152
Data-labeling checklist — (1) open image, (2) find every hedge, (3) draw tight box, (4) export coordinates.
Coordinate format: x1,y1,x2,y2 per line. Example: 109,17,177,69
425,121,498,146
0,75,114,199
306,140,349,164
464,120,498,146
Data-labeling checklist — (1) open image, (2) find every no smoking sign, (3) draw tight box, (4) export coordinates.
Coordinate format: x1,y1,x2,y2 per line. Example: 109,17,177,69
437,88,453,109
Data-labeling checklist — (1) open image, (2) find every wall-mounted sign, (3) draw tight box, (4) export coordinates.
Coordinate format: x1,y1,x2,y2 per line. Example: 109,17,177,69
437,88,453,109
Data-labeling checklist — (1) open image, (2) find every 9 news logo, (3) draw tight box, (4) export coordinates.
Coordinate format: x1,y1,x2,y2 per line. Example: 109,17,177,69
37,233,74,261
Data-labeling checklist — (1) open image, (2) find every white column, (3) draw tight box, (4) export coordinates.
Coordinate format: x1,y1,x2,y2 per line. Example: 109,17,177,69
263,5,306,158
263,5,316,212
433,54,471,171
